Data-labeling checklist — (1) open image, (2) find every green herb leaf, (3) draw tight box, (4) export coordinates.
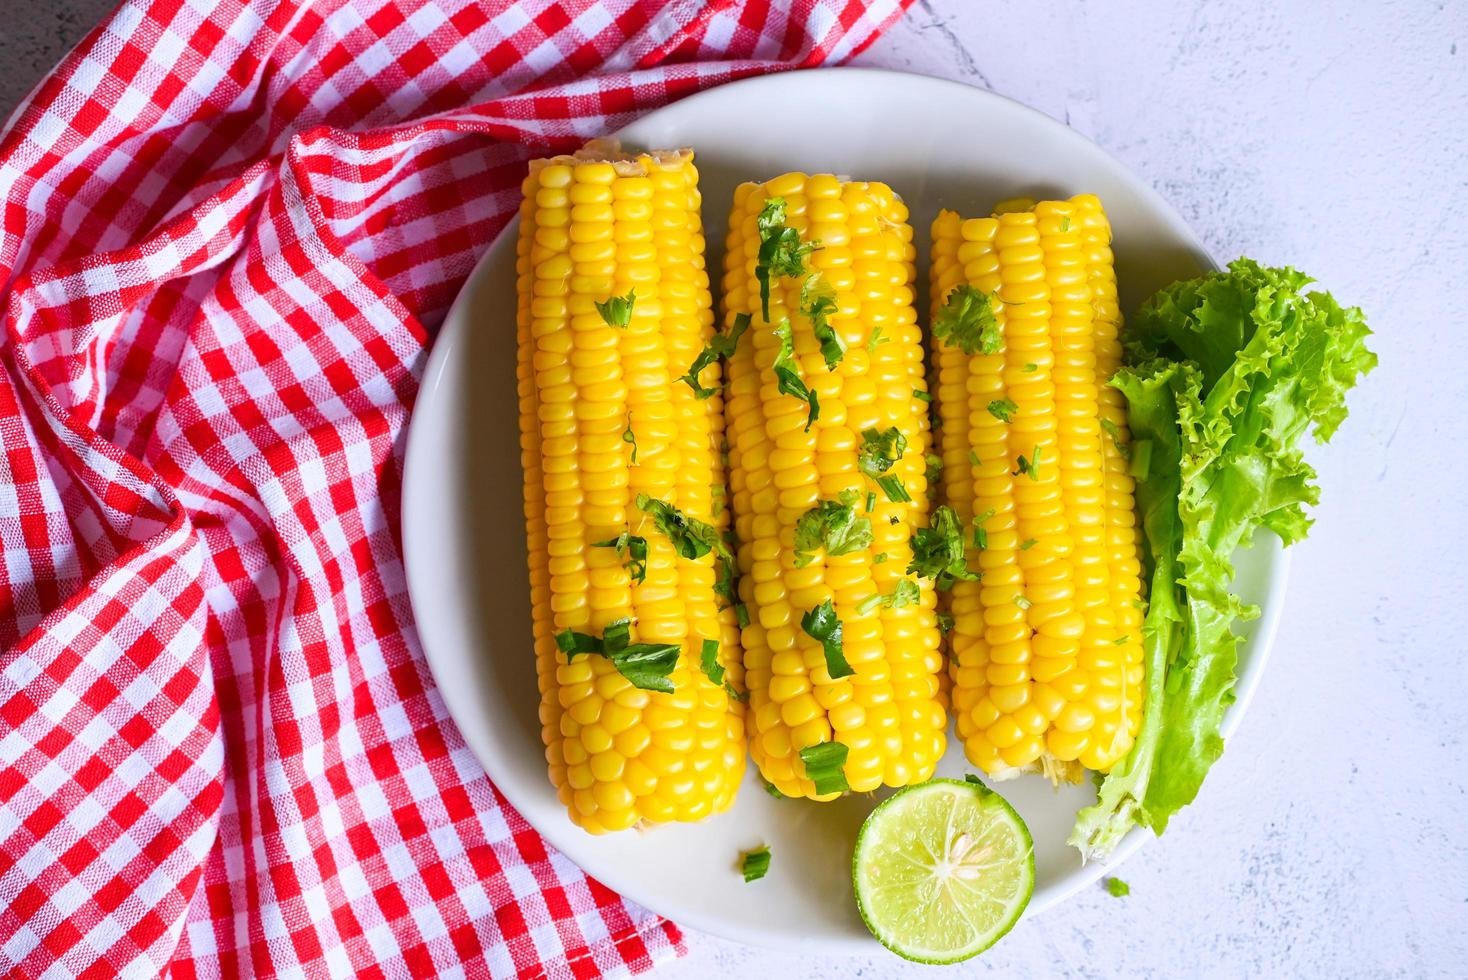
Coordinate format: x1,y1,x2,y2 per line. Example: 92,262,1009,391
590,532,649,584
800,273,844,370
908,505,979,589
741,846,772,883
793,490,873,568
724,682,749,703
937,612,955,634
933,284,1002,355
987,398,1018,423
622,416,638,464
969,450,981,466
857,426,909,502
735,602,751,628
1114,635,1130,645
594,288,636,328
554,618,679,693
1105,877,1130,897
799,741,850,795
756,198,819,322
1023,362,1038,372
867,327,887,352
700,638,725,687
638,495,739,610
763,780,784,799
1019,538,1037,551
964,773,984,786
680,313,750,398
801,599,852,679
856,577,922,615
912,388,932,403
772,318,819,430
873,552,888,564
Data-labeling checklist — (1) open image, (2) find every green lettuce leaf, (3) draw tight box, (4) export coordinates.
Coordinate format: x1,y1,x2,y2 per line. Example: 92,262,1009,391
1072,260,1375,859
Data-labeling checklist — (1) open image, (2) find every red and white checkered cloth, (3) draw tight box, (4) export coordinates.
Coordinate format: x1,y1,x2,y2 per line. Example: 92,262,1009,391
0,1,912,975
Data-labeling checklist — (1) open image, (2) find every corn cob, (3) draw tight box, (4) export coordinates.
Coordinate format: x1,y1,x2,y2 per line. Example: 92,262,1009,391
721,172,946,799
515,145,744,833
930,195,1143,779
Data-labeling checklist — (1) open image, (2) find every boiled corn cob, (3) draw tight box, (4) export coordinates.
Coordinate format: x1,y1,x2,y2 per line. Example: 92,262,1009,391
515,145,745,833
721,172,947,800
929,195,1144,779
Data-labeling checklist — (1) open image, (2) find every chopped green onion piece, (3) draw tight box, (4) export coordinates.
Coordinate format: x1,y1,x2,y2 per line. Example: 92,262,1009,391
1014,594,1032,610
724,682,749,703
912,389,932,402
799,742,850,795
1060,216,1072,232
622,416,638,464
932,283,1002,355
1114,635,1130,645
866,327,887,352
1105,877,1130,897
937,612,955,634
801,599,851,679
1019,538,1037,551
1023,362,1038,373
735,603,751,628
1013,445,1043,481
865,491,876,513
873,552,888,564
593,288,636,328
741,846,772,883
969,450,981,466
875,473,910,504
800,273,844,370
763,781,784,799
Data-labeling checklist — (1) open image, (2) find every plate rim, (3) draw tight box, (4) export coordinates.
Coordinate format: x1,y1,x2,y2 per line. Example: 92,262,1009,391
402,65,1290,954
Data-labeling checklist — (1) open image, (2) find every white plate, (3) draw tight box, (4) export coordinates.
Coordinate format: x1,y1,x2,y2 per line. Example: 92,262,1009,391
402,67,1288,955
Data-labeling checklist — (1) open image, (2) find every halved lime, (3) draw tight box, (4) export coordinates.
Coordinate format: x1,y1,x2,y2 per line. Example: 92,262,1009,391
852,778,1034,963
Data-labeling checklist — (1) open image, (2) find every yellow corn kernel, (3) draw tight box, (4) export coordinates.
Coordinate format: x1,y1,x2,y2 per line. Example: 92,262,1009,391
517,144,744,834
724,172,942,800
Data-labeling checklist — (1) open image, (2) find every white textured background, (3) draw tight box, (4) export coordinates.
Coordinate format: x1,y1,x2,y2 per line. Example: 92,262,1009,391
2,1,1464,977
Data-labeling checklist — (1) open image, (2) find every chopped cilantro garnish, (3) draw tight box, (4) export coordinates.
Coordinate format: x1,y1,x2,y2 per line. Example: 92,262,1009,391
756,198,819,322
858,426,910,502
593,288,636,328
1019,537,1037,551
933,284,1002,355
801,599,852,679
772,318,819,430
936,612,955,634
637,495,738,609
1105,877,1130,897
680,313,750,398
873,552,888,564
590,531,648,584
793,490,873,567
1099,417,1131,459
741,846,772,883
724,681,749,703
866,326,887,352
763,781,784,799
908,505,979,589
1013,445,1043,481
1023,362,1038,372
856,577,921,615
800,274,844,370
799,742,850,795
912,389,932,403
972,507,994,551
554,618,679,693
699,638,725,687
969,450,981,466
987,398,1018,423
735,603,751,628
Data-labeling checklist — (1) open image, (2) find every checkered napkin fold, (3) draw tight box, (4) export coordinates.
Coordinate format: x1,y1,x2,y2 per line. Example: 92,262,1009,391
0,1,911,976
